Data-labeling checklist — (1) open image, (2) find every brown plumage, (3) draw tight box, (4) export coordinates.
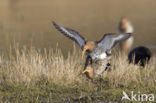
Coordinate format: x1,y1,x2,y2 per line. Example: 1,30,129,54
82,56,111,79
52,21,131,79
119,17,134,53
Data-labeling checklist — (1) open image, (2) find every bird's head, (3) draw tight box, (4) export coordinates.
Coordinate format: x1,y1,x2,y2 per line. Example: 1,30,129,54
120,17,134,33
82,41,96,59
82,66,94,78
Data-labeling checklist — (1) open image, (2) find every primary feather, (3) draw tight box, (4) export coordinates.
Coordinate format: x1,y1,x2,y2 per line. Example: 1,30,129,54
52,21,86,49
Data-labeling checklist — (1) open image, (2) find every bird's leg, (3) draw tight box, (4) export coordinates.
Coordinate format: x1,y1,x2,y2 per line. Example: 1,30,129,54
83,56,92,70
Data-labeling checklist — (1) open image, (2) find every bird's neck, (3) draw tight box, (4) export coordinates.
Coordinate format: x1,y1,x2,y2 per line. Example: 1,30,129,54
88,69,95,79
125,23,134,34
125,27,133,34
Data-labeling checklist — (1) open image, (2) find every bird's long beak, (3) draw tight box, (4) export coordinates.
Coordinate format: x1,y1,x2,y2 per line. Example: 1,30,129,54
82,70,87,74
81,48,87,59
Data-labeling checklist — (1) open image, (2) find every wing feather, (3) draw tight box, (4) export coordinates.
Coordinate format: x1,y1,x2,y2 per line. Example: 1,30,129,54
52,21,86,49
97,33,131,51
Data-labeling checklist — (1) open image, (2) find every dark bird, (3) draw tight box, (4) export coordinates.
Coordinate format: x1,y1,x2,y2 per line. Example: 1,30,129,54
118,17,134,52
52,21,131,78
128,46,152,67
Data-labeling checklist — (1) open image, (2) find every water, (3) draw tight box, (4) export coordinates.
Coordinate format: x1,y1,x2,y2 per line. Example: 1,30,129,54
0,0,156,55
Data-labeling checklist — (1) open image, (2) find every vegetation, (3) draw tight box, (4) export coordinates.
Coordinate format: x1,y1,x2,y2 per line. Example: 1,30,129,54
0,45,155,103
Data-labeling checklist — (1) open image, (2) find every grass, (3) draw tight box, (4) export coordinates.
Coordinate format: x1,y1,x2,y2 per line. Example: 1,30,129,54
0,45,155,103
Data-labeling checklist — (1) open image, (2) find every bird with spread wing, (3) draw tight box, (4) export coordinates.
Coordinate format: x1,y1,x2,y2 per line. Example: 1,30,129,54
52,22,131,78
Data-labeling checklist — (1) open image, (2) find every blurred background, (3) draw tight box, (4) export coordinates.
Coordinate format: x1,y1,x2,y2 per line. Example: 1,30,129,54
0,0,156,55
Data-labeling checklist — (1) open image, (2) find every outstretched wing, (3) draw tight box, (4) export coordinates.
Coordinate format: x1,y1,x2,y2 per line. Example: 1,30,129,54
52,21,86,49
97,33,131,51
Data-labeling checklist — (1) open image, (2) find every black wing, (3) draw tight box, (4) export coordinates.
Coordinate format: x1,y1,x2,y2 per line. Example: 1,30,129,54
97,33,131,51
52,21,86,49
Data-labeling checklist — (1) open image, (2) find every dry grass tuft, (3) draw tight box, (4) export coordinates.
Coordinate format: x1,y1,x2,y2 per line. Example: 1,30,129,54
0,46,86,86
0,46,155,87
0,45,155,102
106,53,156,87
